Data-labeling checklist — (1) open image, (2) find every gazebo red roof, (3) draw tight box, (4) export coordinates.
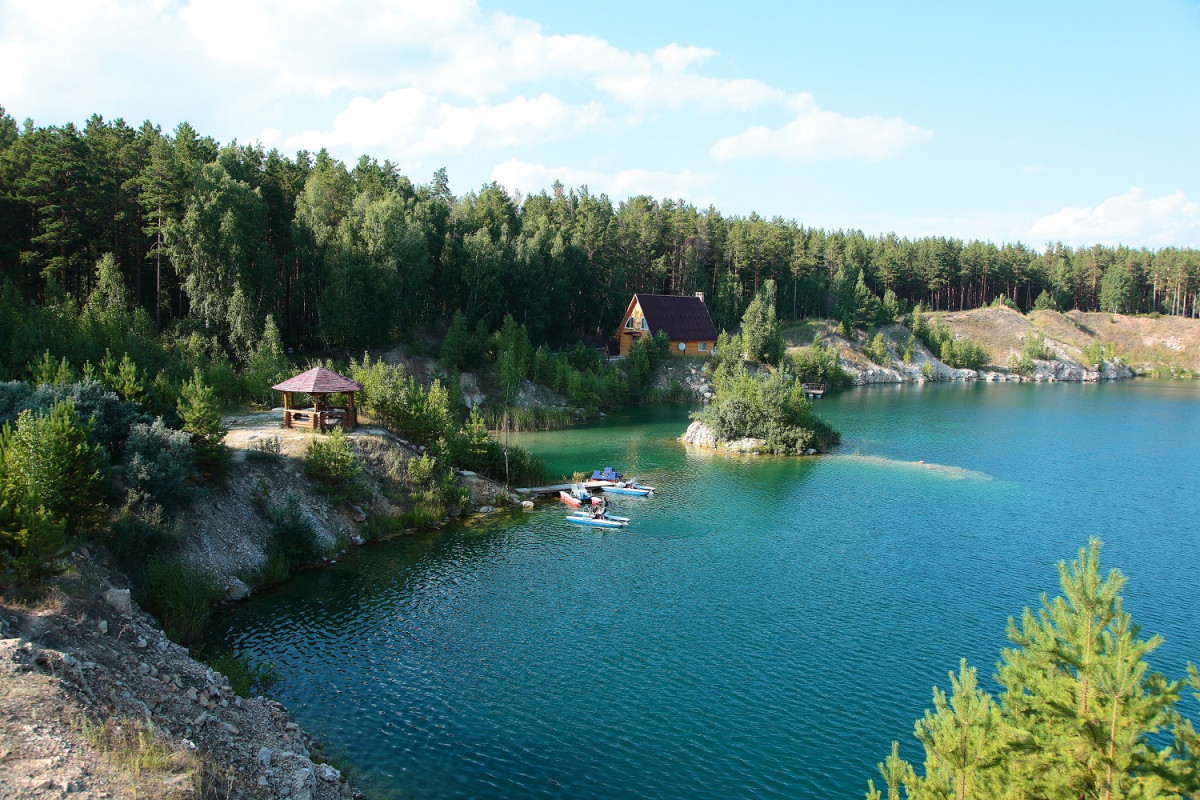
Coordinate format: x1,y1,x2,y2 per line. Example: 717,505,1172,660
272,367,363,394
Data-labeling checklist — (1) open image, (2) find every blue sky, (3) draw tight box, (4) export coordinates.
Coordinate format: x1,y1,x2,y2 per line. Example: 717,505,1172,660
2,0,1197,247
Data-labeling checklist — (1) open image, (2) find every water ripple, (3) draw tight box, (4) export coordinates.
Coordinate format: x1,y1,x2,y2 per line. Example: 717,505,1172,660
214,383,1200,800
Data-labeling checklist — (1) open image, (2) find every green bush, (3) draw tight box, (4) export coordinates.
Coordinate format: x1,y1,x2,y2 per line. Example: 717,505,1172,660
143,559,223,644
0,399,108,581
916,320,987,370
207,651,279,698
0,379,148,458
1033,288,1058,311
788,336,852,387
864,333,891,366
269,492,320,570
109,496,177,586
122,418,197,507
304,428,360,484
245,436,282,462
697,369,839,455
401,489,444,528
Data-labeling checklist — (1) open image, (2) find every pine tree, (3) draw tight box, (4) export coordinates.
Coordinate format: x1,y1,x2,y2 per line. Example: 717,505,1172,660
873,541,1199,800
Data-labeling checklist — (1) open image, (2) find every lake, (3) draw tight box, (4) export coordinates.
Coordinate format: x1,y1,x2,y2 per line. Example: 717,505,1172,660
212,380,1200,799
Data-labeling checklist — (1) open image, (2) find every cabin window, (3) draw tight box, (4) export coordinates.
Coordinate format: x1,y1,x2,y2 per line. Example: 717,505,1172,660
698,341,706,351
624,317,634,329
640,318,649,331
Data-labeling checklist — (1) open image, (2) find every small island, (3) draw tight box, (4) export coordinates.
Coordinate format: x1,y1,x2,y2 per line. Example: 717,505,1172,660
680,281,840,455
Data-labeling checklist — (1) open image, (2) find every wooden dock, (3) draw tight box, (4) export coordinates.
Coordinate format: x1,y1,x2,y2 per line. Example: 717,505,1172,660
802,382,826,399
515,480,612,497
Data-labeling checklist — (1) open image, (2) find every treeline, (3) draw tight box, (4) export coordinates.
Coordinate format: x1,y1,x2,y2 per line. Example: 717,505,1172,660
2,108,1198,385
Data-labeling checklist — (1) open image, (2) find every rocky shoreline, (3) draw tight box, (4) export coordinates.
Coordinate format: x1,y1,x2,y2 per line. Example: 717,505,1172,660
1,555,362,799
831,322,1134,386
1,413,523,800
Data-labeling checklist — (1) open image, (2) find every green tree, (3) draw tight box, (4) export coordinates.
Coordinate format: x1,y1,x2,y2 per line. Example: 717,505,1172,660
740,279,784,365
874,542,1194,800
0,399,107,579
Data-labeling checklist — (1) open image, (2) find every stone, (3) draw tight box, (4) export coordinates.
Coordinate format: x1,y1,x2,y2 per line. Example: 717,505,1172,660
224,578,252,602
521,500,535,510
97,619,108,635
103,588,132,617
185,686,199,701
292,767,316,800
219,721,239,735
258,746,273,767
316,763,341,783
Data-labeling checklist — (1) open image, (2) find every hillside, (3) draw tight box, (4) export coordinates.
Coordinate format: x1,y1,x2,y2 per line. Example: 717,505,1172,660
785,309,1199,384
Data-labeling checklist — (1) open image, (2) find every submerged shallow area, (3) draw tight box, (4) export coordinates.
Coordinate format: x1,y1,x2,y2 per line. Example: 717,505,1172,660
212,380,1200,799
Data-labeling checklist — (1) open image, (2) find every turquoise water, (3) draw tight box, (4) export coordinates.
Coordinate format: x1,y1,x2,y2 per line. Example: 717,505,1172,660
213,381,1200,799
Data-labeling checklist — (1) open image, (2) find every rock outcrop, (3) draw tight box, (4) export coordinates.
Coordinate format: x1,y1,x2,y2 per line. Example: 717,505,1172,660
0,557,363,799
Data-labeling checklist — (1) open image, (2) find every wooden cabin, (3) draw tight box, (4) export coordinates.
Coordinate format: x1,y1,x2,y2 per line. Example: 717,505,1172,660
616,293,718,357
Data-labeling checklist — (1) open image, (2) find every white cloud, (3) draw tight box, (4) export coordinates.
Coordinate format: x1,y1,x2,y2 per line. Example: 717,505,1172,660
1030,187,1200,247
711,93,933,161
286,91,602,158
491,158,715,205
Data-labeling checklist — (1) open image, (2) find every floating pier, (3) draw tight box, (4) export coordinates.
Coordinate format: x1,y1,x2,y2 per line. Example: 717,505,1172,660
802,383,826,399
514,480,612,497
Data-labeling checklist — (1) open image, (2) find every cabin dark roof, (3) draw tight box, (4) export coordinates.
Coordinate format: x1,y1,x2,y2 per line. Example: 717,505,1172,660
634,294,718,341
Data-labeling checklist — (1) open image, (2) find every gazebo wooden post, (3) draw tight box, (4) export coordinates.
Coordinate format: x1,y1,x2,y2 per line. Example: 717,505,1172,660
348,392,356,429
283,391,291,428
312,393,320,429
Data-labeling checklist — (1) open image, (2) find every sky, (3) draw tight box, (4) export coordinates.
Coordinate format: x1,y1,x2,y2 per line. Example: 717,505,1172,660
2,0,1198,248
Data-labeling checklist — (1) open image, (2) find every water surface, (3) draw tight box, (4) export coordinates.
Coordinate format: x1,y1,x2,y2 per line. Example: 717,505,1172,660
214,380,1200,799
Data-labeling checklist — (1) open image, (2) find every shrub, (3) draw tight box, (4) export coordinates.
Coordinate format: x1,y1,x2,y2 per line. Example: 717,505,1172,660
122,418,197,508
251,477,270,508
109,495,177,586
864,333,891,366
405,453,436,488
0,399,107,533
304,429,360,485
245,436,282,462
401,489,444,528
697,369,839,455
269,492,320,569
789,336,852,388
439,311,486,370
1033,289,1058,311
1020,331,1053,361
207,651,279,698
0,379,148,457
143,559,223,644
178,369,228,482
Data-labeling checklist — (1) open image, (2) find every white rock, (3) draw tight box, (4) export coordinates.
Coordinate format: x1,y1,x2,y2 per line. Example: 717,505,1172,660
224,578,251,602
104,588,132,617
292,767,316,800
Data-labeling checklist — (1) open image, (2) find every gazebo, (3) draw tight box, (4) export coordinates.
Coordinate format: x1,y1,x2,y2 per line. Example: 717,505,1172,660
272,367,364,432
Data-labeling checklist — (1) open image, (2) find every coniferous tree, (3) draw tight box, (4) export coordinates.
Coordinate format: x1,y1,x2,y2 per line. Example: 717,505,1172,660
873,541,1198,800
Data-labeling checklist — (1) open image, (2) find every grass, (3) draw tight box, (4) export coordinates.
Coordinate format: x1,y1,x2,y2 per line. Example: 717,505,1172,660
78,716,201,798
481,405,575,431
141,559,224,645
206,650,280,698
